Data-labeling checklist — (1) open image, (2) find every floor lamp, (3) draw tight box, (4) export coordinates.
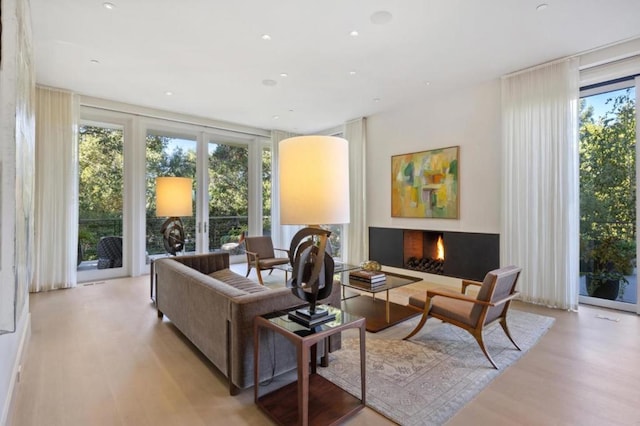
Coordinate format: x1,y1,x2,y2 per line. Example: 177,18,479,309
279,135,350,327
156,177,193,256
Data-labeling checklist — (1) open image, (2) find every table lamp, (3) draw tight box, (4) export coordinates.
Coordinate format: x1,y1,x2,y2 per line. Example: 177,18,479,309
156,177,193,255
279,135,350,327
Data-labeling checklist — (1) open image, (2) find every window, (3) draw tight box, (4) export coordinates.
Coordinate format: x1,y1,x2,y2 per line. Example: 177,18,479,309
77,122,124,273
78,102,272,273
262,146,272,236
579,80,638,308
207,141,249,251
145,133,197,259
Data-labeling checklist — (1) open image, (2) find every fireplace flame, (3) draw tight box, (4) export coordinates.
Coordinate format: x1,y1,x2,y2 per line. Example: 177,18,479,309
436,235,445,260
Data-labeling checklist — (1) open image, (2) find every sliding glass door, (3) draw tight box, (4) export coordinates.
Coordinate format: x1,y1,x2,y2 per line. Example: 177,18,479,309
205,140,249,254
145,132,197,261
579,78,638,312
143,128,268,264
77,120,126,281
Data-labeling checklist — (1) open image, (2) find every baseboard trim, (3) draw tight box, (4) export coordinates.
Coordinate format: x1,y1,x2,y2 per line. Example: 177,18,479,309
1,311,31,426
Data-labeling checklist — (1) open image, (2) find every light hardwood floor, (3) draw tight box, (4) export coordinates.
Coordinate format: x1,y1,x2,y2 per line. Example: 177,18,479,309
7,267,640,426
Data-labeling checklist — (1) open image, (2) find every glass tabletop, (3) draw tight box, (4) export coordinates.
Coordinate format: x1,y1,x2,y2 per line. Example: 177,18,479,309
274,261,360,274
263,305,361,334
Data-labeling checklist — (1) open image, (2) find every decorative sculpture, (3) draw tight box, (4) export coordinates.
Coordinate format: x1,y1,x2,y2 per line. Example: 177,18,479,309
160,217,185,255
286,227,336,327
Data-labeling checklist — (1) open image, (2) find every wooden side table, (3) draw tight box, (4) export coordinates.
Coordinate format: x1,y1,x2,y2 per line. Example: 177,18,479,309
254,306,366,426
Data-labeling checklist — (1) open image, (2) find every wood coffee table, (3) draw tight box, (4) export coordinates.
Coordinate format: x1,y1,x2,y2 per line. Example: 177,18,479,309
341,271,422,332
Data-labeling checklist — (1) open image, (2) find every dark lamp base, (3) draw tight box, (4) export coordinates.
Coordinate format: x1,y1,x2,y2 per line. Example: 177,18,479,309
288,307,336,328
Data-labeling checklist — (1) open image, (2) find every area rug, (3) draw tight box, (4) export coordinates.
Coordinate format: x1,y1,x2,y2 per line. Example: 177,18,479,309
318,309,554,425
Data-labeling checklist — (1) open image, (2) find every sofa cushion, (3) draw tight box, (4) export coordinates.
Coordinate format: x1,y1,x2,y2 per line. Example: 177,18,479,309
209,268,269,294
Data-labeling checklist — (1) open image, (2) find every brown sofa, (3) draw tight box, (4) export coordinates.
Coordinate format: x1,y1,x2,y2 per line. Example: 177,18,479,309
154,252,341,395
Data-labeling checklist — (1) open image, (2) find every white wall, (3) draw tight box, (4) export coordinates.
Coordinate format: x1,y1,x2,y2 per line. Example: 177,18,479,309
0,310,30,426
1,0,34,423
366,78,502,234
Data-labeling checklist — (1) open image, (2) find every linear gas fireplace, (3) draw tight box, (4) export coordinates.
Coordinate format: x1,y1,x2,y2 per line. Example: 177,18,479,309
404,230,445,274
369,227,499,281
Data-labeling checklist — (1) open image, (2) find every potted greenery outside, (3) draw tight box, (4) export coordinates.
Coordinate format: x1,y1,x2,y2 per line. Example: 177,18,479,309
77,229,95,266
582,236,634,300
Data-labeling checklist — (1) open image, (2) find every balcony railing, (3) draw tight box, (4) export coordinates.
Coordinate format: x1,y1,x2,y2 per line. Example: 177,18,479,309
77,216,352,270
78,215,255,264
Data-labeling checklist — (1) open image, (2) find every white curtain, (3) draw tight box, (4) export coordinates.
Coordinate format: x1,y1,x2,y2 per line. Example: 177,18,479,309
501,58,580,310
32,87,78,292
271,129,299,251
344,117,367,265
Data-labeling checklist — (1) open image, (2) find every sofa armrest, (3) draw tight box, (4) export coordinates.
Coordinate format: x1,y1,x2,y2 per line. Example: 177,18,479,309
170,252,229,275
155,258,242,381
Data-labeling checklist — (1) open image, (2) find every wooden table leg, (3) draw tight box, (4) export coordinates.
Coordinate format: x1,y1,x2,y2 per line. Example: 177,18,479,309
385,289,390,323
299,341,309,426
320,337,329,367
360,323,366,405
310,343,317,374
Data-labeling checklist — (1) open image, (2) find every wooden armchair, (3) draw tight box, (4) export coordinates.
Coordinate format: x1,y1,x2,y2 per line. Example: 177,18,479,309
244,236,290,285
404,265,522,369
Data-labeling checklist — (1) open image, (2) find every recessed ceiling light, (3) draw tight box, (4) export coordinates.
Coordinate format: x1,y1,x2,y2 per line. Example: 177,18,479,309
262,79,277,87
424,81,431,86
90,59,100,64
371,11,393,25
349,71,356,76
373,98,381,102
103,2,115,10
289,109,294,112
280,73,288,77
165,91,173,96
349,30,359,37
261,34,271,41
272,115,280,120
536,3,548,11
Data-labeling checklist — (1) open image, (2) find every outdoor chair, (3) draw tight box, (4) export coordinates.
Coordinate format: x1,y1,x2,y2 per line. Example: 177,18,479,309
404,265,522,369
96,236,123,269
244,236,289,285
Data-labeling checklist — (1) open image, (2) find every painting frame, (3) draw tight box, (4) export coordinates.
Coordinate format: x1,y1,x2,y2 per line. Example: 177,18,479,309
391,146,459,219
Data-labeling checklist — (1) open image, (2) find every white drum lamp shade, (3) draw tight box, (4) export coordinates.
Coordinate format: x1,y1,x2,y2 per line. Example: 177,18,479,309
156,177,193,217
279,135,350,226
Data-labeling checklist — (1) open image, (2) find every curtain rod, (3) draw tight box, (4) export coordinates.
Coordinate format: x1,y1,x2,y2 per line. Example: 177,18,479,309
502,36,640,79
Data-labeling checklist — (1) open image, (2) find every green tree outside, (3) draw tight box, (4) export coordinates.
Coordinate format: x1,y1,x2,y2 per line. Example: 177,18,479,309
579,87,637,297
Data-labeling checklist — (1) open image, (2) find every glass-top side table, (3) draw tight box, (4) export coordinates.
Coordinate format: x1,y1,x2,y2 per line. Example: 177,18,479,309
254,305,366,426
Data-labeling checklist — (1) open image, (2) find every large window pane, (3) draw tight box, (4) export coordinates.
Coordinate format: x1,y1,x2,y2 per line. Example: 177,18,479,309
579,85,637,304
208,142,248,252
262,146,272,236
146,133,196,259
78,124,124,271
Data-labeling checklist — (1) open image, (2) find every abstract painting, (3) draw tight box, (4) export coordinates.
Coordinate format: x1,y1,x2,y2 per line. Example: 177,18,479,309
391,146,459,218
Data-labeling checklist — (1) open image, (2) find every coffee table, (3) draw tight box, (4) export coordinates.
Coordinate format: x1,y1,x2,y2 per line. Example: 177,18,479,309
341,271,422,332
274,261,360,282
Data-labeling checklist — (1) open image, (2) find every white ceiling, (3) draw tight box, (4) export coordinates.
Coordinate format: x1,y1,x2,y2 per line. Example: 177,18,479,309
31,0,640,134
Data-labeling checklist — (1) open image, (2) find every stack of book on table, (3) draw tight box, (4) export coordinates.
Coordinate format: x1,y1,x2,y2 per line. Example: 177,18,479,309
349,270,386,287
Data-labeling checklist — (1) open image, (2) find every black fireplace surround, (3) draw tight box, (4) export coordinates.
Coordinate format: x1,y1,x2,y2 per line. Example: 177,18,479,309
369,227,499,282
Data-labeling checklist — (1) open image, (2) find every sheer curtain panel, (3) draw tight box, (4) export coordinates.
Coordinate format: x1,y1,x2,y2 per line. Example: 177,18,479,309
271,129,299,250
32,87,79,292
344,117,367,265
501,58,580,310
